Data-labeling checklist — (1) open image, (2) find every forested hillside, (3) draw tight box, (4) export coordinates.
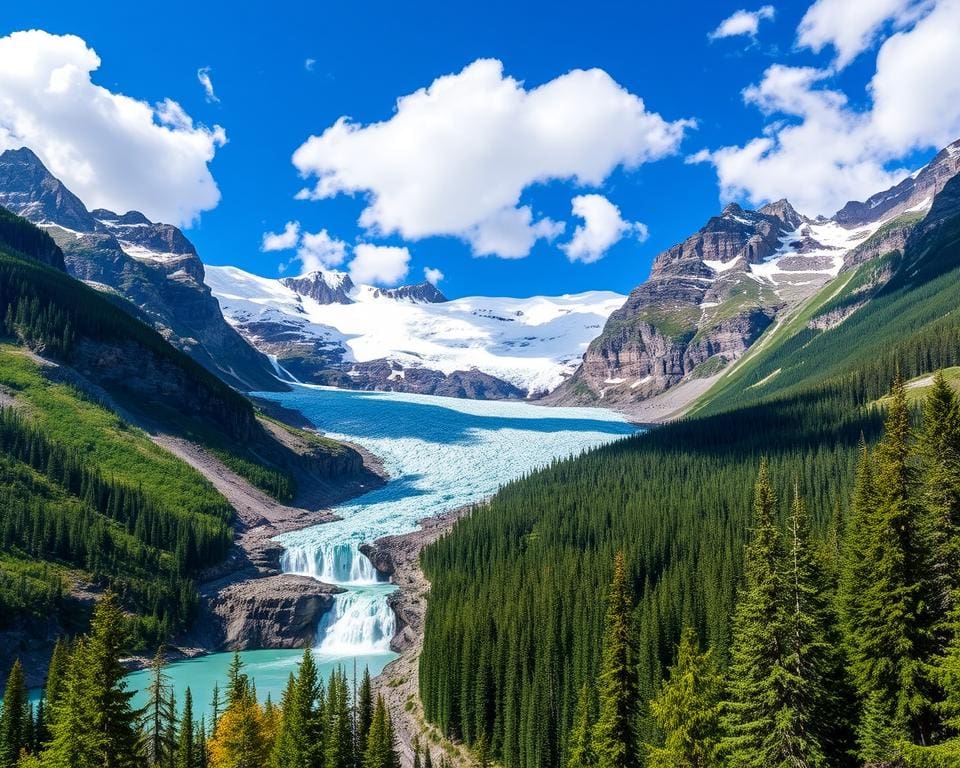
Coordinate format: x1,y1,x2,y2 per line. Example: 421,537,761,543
0,209,336,656
418,172,960,766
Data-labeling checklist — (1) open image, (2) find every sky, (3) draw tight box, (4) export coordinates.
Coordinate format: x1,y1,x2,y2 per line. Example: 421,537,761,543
1,0,959,298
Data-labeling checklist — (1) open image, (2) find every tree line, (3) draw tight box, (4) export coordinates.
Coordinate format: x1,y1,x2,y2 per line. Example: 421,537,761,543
570,373,960,767
0,593,426,768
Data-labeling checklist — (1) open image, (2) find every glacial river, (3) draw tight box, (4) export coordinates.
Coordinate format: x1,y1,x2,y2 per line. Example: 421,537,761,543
126,385,637,715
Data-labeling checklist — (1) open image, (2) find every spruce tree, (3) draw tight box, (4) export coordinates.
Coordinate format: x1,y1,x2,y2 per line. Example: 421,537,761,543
722,459,792,768
39,593,142,768
566,684,595,768
356,669,373,760
645,627,722,768
363,696,397,768
176,688,194,768
324,668,353,768
43,639,69,717
144,647,176,768
591,551,638,768
842,377,931,761
0,658,29,768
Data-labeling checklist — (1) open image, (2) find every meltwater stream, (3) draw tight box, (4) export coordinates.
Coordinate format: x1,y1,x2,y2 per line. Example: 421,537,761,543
127,385,636,715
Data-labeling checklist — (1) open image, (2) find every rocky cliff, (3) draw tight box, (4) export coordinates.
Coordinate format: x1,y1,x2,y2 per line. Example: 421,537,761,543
0,147,283,392
558,138,960,408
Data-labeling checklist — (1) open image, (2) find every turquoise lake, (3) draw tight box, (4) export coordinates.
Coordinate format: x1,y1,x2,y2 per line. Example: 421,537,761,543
124,385,637,715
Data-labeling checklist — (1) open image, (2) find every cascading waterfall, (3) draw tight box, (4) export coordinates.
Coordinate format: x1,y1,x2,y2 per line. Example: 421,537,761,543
281,541,395,657
316,586,397,656
281,542,381,585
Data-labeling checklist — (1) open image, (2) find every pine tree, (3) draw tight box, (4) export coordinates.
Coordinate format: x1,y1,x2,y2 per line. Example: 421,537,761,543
842,377,931,761
423,748,434,768
324,669,353,768
0,658,30,768
722,459,792,768
211,685,221,737
43,639,69,717
144,647,176,768
645,627,722,768
362,696,397,768
176,688,195,768
356,669,373,761
591,551,638,768
566,684,595,768
226,654,248,709
39,593,143,768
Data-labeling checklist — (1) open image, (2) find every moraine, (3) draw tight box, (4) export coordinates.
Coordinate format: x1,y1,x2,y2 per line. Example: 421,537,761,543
127,385,637,714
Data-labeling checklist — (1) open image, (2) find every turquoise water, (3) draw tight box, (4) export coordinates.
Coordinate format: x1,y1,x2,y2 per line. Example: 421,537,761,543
120,386,637,712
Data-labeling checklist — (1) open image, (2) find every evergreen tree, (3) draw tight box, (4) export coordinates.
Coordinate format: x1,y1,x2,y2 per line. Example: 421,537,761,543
324,669,353,768
591,551,638,768
362,697,397,768
38,593,142,768
211,686,221,737
645,627,722,768
722,459,794,768
176,688,195,768
226,654,248,708
566,684,595,768
423,748,433,768
144,648,176,768
0,659,29,768
43,640,69,718
356,669,373,761
842,377,931,761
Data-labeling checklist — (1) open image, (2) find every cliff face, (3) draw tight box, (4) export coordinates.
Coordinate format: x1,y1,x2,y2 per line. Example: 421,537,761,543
0,147,283,392
560,202,796,403
559,138,960,408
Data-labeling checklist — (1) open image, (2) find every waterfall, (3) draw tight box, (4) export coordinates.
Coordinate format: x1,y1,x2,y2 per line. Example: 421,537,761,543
315,586,397,656
280,542,395,657
281,542,381,585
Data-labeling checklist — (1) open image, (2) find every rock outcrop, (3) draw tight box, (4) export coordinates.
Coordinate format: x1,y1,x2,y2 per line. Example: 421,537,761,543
196,574,342,650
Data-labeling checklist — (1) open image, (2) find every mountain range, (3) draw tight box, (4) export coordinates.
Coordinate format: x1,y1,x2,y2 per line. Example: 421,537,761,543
1,140,959,412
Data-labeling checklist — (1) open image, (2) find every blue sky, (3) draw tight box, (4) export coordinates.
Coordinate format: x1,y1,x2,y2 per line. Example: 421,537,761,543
2,1,958,298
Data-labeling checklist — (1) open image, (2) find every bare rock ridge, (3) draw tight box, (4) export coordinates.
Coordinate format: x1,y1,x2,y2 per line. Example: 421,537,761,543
0,146,283,392
556,137,960,408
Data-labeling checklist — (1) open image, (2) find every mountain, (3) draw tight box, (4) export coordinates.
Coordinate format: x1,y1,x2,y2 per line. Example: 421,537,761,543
205,264,625,399
0,147,283,392
555,138,960,409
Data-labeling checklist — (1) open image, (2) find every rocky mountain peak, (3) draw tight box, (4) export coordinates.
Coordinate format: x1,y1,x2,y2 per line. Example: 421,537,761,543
372,281,448,303
834,136,960,228
281,270,355,305
0,147,98,232
758,199,805,229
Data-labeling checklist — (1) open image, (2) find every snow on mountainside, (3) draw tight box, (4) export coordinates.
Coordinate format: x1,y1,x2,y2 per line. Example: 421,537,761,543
205,265,625,398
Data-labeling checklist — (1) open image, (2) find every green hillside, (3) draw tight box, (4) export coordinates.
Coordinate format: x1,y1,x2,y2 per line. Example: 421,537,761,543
418,180,960,767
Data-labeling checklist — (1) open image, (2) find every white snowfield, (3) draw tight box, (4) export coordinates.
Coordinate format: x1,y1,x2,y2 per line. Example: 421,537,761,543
204,265,626,395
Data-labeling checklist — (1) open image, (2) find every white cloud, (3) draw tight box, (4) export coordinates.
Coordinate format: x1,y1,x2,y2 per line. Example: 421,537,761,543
261,220,300,251
693,0,960,217
348,244,411,286
709,6,776,40
197,66,219,103
297,229,348,271
292,59,692,258
0,30,225,227
797,0,932,69
423,267,444,285
561,194,646,264
305,58,316,72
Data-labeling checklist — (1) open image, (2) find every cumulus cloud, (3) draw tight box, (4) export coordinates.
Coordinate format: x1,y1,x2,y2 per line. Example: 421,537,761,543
709,6,776,40
261,220,300,251
297,229,348,271
349,244,411,285
292,59,692,258
561,194,647,264
693,0,960,217
0,30,225,226
197,66,219,103
423,267,444,285
797,0,933,69
305,58,316,72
